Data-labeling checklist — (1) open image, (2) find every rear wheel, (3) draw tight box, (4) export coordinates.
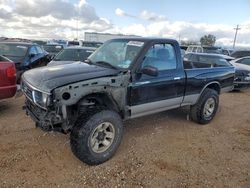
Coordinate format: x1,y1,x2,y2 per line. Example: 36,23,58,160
190,88,219,124
70,110,123,165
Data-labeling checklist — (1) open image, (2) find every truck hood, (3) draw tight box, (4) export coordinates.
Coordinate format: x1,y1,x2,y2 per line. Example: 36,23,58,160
22,62,120,93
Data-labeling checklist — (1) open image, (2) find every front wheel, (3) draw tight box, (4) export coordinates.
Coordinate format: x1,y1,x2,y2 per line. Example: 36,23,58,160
70,110,123,165
190,88,219,124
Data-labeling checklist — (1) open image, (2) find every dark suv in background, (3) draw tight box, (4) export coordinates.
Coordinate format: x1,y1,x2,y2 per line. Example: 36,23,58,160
43,44,64,59
0,42,49,83
230,50,250,58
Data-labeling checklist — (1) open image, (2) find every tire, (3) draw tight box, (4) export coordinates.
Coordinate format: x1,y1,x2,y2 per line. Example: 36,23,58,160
190,88,219,125
70,110,123,165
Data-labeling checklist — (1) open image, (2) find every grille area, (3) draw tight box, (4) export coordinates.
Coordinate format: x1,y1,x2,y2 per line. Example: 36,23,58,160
22,82,33,101
25,99,46,120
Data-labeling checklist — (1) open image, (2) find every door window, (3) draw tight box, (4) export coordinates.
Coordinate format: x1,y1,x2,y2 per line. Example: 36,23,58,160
29,46,38,55
239,58,250,66
141,43,177,71
197,47,202,53
35,46,43,54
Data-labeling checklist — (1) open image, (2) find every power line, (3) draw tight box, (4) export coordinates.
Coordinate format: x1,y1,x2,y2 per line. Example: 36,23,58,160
233,24,241,49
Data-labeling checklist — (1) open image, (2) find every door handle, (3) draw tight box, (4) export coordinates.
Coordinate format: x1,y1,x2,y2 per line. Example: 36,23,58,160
174,77,181,80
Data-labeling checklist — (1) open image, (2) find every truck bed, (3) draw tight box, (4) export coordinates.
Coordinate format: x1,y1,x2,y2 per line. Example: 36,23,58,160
181,66,235,106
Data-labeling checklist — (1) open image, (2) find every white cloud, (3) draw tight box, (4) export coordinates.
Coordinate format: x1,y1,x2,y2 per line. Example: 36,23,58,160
108,21,250,47
115,8,136,18
115,8,126,17
112,8,250,47
0,0,112,39
0,1,250,48
115,8,166,22
14,0,99,22
0,8,12,19
140,10,166,22
111,24,147,36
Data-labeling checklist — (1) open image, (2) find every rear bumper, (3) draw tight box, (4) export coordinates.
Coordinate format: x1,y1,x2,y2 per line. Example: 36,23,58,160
0,85,17,100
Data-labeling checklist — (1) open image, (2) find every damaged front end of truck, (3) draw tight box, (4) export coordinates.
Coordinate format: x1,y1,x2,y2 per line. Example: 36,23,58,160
22,68,130,133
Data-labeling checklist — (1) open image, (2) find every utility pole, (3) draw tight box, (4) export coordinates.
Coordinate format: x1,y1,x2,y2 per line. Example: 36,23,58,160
233,24,241,49
75,5,79,40
76,16,78,40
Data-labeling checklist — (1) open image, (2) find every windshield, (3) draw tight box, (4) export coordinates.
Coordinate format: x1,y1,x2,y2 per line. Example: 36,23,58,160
54,48,95,61
88,40,144,69
43,45,63,53
0,43,28,57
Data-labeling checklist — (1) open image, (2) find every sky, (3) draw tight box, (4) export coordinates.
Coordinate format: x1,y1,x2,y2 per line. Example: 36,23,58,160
0,0,250,47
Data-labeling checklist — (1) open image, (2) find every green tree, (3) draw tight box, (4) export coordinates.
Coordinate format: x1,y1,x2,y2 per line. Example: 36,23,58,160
200,34,216,46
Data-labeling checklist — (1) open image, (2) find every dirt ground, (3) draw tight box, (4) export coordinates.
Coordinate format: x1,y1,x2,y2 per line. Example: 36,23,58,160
0,90,250,188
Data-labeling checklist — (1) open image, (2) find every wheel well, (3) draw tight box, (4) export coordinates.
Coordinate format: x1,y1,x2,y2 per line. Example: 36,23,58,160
205,83,221,94
78,93,120,114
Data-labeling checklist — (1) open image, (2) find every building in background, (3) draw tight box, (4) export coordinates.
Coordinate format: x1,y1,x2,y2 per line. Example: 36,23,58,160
84,32,140,43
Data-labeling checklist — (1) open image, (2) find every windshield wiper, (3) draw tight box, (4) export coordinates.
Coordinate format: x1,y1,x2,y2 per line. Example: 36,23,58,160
93,61,118,70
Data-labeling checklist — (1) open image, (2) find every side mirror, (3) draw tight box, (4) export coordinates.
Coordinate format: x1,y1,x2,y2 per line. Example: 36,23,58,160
141,65,158,77
29,53,35,58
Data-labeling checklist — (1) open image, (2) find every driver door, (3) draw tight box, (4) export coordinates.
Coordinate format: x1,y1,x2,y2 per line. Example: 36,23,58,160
129,43,185,118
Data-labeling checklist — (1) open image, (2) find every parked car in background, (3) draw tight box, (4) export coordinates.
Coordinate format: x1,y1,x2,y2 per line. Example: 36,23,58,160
233,68,250,90
67,40,81,46
81,41,103,48
180,45,188,51
0,42,49,83
180,45,188,58
230,50,250,58
43,44,64,60
67,40,103,48
229,57,250,90
222,49,234,56
31,40,47,46
0,55,16,100
230,56,250,71
186,45,222,54
48,46,96,66
183,53,233,68
47,39,67,48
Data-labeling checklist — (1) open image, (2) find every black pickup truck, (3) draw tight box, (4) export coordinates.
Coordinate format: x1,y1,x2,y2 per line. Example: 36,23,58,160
21,38,235,165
